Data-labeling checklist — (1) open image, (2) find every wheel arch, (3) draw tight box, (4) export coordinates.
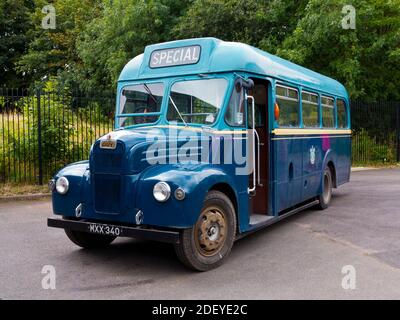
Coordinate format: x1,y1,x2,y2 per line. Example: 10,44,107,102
322,149,338,189
136,164,243,229
327,160,337,188
209,182,239,234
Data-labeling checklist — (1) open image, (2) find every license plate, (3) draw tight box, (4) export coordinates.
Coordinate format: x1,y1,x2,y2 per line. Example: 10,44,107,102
88,223,122,236
100,139,117,149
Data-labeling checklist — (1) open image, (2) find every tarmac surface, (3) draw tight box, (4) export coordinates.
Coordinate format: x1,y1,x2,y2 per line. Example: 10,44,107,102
1,168,400,299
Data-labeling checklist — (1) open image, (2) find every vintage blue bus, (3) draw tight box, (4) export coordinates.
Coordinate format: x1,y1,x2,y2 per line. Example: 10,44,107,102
48,38,351,271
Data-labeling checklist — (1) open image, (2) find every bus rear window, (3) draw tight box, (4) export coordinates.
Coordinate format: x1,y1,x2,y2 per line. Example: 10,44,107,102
276,85,299,127
337,99,348,128
321,96,335,128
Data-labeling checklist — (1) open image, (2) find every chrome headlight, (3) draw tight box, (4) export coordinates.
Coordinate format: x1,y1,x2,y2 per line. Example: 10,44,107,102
153,182,171,202
56,177,69,195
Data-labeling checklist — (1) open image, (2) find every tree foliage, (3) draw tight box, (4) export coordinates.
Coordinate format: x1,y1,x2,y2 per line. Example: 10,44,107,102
75,0,189,90
277,0,400,101
1,0,399,100
174,0,308,52
0,0,34,87
15,0,102,87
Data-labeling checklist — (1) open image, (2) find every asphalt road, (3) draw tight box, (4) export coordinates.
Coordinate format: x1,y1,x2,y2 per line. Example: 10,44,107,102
1,168,400,299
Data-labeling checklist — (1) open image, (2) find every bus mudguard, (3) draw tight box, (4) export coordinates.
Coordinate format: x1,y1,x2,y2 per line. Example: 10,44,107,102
134,164,240,229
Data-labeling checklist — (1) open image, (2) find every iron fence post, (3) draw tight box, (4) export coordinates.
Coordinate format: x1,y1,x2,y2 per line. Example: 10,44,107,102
397,104,400,163
37,89,43,185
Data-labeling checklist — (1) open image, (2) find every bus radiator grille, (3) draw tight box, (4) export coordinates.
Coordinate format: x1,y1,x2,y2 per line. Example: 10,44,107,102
94,174,122,214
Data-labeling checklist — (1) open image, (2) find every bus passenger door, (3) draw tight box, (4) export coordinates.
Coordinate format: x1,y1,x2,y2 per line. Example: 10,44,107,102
247,80,269,216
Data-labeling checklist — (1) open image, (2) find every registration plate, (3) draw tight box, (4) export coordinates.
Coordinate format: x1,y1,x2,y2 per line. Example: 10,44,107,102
100,139,117,149
88,223,122,236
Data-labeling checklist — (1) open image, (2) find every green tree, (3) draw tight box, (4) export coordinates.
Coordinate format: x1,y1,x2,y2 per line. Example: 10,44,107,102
277,0,400,101
5,0,400,102
76,0,189,91
16,0,102,88
174,0,309,52
0,0,34,87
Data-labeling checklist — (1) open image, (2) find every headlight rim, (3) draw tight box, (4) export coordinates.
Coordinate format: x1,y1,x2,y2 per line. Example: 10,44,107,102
56,176,69,195
153,181,171,202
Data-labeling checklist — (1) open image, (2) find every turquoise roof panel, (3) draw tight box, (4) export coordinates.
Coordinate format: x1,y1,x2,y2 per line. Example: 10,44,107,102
118,38,348,98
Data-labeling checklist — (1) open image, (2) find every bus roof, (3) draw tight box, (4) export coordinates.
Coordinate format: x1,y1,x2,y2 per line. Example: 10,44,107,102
118,37,348,98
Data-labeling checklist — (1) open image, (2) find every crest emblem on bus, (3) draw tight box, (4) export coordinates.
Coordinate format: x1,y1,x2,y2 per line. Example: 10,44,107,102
310,146,316,165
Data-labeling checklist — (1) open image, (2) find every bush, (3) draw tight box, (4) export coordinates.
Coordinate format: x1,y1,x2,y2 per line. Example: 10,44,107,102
10,83,77,171
0,80,114,183
352,129,396,165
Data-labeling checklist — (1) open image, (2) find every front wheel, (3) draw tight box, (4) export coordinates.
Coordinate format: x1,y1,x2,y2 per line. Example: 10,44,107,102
317,167,333,210
174,191,237,271
65,229,116,248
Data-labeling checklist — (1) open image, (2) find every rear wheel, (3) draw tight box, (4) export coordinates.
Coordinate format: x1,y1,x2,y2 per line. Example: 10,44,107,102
317,167,333,210
174,191,236,271
65,229,116,248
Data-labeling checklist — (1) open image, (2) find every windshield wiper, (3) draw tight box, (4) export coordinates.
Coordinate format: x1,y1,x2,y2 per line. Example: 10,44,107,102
169,96,188,127
143,84,158,105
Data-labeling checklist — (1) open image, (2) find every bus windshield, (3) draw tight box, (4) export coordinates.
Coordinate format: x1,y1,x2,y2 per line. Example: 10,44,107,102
167,78,228,125
119,82,164,127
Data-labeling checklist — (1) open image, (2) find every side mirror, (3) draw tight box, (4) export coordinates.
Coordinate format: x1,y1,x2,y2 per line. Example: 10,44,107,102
234,78,254,92
241,79,254,90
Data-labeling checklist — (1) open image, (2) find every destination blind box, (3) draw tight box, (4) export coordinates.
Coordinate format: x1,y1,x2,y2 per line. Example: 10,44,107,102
149,45,201,68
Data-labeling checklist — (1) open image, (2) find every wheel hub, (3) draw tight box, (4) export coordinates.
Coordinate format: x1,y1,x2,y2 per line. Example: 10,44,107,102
195,207,227,256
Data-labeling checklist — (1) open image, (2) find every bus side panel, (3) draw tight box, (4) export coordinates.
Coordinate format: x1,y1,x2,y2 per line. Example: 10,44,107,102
275,137,303,212
302,137,323,201
303,135,350,197
274,134,351,214
335,136,351,185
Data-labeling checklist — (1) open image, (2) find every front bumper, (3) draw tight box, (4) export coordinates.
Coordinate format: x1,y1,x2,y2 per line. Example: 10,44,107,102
47,218,180,244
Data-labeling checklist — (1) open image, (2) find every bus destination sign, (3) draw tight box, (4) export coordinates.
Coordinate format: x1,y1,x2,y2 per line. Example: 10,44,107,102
150,45,201,68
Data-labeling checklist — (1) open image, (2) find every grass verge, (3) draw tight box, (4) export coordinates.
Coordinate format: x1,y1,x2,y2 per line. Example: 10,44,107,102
0,183,49,197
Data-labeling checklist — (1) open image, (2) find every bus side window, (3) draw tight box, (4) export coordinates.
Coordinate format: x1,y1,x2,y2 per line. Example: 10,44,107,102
275,85,299,127
302,91,319,127
225,82,245,127
321,96,335,128
337,99,348,128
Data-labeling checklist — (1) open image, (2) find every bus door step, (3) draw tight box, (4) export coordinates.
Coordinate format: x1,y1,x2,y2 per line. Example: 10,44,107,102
249,214,274,226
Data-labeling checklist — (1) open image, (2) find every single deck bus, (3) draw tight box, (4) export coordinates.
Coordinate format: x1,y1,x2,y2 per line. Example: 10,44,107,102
48,38,351,271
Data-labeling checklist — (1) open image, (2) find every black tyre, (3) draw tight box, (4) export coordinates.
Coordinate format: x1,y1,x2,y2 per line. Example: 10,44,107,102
65,229,116,248
317,167,333,210
174,190,237,271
